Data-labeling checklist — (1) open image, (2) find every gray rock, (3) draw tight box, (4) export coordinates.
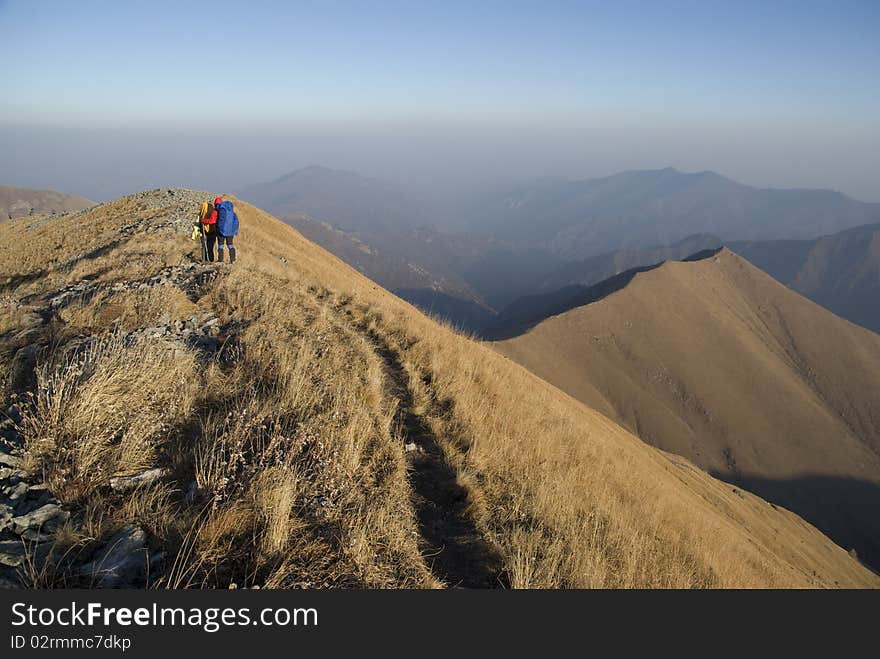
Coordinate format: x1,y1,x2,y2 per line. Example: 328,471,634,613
0,428,24,447
14,488,50,515
109,467,169,493
5,481,28,502
0,574,23,589
79,525,148,588
2,403,21,426
184,480,202,503
11,503,69,535
0,503,13,531
0,467,24,482
0,538,49,568
0,453,22,468
0,546,24,567
21,528,56,542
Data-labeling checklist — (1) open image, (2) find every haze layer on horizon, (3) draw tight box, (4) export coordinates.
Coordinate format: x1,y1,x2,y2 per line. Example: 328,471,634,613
2,0,878,203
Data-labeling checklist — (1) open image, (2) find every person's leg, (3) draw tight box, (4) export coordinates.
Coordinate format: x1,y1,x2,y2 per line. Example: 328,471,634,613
206,231,216,262
216,233,225,262
226,235,236,263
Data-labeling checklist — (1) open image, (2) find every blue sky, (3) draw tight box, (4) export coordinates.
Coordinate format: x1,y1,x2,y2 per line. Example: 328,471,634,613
1,0,878,200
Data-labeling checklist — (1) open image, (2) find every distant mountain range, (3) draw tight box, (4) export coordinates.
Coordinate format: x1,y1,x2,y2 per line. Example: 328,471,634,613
494,249,880,569
0,185,93,220
732,224,880,334
500,224,880,335
239,166,880,333
464,167,880,258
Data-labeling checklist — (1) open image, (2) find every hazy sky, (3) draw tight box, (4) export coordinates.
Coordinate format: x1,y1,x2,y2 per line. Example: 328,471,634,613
2,0,878,201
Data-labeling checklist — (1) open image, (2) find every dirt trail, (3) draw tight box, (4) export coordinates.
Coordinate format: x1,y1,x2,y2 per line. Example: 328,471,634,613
323,298,506,587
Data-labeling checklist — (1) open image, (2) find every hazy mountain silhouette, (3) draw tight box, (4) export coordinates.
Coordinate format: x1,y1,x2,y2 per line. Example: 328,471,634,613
519,224,880,334
730,223,880,334
0,185,93,220
240,165,436,236
528,233,724,297
464,168,880,259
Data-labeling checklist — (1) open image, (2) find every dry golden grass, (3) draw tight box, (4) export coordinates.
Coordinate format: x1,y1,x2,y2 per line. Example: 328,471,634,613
1,191,877,589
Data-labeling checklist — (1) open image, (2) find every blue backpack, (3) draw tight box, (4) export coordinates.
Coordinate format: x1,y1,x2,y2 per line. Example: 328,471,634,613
216,201,239,236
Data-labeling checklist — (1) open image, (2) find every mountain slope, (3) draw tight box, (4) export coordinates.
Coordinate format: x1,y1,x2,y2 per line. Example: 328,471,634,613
281,212,496,331
0,191,875,588
466,168,880,259
494,249,880,568
0,185,93,220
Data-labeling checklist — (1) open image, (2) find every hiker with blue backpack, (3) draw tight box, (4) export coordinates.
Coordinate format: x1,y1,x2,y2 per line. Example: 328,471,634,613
200,196,239,263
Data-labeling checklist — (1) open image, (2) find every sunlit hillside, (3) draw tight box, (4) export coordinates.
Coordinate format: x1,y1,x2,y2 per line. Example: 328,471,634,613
0,190,876,588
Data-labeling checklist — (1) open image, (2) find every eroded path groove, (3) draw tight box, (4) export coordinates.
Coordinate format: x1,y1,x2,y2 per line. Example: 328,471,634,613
323,298,506,588
369,330,505,587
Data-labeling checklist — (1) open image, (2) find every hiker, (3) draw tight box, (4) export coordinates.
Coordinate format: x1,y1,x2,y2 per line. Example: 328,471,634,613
213,196,239,263
196,199,216,261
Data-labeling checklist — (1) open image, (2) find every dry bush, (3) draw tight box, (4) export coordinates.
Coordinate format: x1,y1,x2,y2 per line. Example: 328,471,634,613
22,333,198,503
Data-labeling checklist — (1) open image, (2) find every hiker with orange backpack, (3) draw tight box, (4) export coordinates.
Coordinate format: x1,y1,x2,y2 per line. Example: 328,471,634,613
194,199,216,261
212,196,239,263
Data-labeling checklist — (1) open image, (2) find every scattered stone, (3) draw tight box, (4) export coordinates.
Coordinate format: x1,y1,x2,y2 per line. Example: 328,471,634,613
11,503,69,535
79,525,149,588
0,428,24,447
404,442,420,453
5,481,28,503
9,345,37,393
0,540,27,567
185,480,202,503
15,489,50,516
0,467,24,482
110,467,169,493
0,453,22,469
5,405,22,426
21,528,56,543
0,574,23,589
0,503,13,531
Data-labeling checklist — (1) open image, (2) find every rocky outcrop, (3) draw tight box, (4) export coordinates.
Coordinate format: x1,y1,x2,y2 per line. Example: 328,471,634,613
0,188,236,589
110,468,169,494
0,414,68,586
1,427,163,587
78,525,151,588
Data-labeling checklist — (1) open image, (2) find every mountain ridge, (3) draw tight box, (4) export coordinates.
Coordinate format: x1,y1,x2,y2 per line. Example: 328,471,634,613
0,188,874,587
494,248,880,569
